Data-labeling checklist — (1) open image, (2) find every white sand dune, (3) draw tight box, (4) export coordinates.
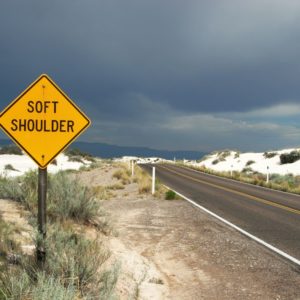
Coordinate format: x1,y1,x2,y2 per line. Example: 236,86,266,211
187,148,300,176
0,153,92,177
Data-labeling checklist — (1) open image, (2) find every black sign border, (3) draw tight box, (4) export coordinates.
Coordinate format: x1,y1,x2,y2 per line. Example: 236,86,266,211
0,74,91,169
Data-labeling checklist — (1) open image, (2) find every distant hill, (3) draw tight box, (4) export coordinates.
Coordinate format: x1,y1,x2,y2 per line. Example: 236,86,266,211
0,139,205,160
72,141,205,160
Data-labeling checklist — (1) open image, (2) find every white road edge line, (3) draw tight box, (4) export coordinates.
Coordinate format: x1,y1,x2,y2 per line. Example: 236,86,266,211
164,184,300,267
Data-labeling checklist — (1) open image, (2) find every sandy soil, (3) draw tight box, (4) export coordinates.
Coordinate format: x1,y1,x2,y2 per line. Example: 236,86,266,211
77,164,300,300
1,163,299,299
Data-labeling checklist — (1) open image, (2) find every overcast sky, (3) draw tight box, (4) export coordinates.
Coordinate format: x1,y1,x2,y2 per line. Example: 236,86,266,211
1,0,300,152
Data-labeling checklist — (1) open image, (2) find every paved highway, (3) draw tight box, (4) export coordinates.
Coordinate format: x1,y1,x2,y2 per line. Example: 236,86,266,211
141,164,300,262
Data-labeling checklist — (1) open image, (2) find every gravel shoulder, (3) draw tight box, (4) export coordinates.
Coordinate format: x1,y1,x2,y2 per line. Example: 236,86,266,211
77,164,300,300
1,163,299,299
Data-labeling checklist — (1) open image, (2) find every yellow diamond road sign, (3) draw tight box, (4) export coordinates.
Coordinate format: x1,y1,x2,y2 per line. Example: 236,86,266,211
0,74,91,168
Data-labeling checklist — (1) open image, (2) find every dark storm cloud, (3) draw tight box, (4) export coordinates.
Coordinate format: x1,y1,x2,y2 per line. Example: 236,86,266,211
1,1,300,150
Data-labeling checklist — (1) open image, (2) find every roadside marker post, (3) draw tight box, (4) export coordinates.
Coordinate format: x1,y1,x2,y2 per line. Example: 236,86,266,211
152,166,156,194
266,166,270,184
131,160,135,177
0,74,91,264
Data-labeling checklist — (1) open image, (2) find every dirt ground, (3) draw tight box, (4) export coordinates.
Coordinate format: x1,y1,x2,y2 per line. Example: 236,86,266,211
76,164,300,300
1,163,300,299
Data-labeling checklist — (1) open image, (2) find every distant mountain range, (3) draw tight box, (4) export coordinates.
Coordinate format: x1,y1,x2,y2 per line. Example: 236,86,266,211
0,139,205,160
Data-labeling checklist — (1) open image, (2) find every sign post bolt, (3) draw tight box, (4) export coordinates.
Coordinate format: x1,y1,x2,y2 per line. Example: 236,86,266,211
37,167,47,265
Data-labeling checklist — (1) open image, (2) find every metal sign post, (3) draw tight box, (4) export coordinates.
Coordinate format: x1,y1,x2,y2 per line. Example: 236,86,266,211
37,167,47,264
0,74,91,265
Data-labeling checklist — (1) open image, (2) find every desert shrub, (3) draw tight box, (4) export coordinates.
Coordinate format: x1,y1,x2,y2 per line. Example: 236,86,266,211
79,161,102,172
234,152,240,159
0,224,117,299
0,176,23,202
280,151,300,164
218,150,231,159
112,168,131,185
241,167,253,174
245,160,255,166
47,172,101,224
0,144,22,155
107,183,125,190
0,217,21,263
39,225,109,293
68,156,84,163
31,273,76,300
0,268,32,299
4,164,17,171
212,159,219,165
270,174,298,189
50,159,57,165
0,171,101,225
263,152,277,159
165,190,176,200
90,185,113,200
65,148,95,163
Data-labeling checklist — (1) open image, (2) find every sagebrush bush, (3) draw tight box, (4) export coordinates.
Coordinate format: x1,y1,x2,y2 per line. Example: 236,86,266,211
212,159,219,165
47,172,101,224
0,171,101,225
31,273,76,300
263,152,277,159
4,164,17,171
218,150,231,159
0,144,22,155
0,176,23,202
234,152,240,159
245,160,255,166
0,268,32,299
0,224,117,299
67,156,84,163
280,151,300,164
0,216,21,262
165,190,176,200
40,224,110,293
65,148,95,163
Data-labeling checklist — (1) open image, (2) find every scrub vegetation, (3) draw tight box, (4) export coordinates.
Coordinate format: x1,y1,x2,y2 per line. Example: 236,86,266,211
279,150,300,165
183,164,300,195
64,148,96,163
0,169,118,299
0,145,22,155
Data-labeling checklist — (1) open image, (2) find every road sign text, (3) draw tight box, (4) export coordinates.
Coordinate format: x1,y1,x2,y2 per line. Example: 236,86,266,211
10,119,74,132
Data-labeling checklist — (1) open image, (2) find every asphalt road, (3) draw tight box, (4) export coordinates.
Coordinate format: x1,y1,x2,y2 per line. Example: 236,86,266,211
141,164,300,262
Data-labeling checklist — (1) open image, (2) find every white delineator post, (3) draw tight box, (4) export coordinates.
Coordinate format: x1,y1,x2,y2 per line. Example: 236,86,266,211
266,166,269,184
152,166,156,195
131,160,135,177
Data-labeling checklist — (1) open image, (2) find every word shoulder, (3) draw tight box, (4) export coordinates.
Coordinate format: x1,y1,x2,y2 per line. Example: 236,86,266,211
11,119,74,132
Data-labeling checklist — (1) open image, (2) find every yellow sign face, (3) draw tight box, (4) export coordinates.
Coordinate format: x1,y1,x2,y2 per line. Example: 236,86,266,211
0,74,91,168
